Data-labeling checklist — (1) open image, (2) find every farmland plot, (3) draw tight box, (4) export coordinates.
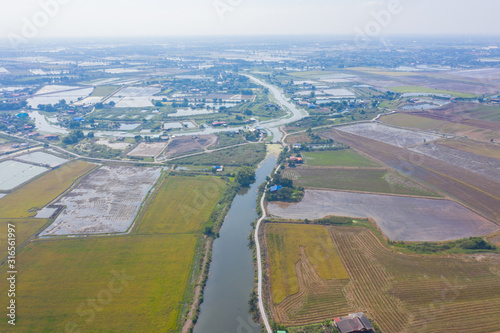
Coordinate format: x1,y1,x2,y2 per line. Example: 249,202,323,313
0,160,49,191
267,189,499,241
41,166,161,235
127,142,169,158
163,135,218,158
266,224,500,332
410,143,500,181
108,86,161,108
337,123,440,147
16,151,68,167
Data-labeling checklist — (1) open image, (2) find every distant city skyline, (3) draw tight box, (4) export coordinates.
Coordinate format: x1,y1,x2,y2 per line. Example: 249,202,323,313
1,0,500,41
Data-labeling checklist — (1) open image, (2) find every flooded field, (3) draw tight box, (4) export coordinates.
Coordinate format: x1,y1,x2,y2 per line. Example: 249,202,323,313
28,87,94,108
41,166,162,236
108,87,161,108
16,151,68,167
0,160,49,191
267,189,499,241
337,123,440,147
127,142,169,157
410,143,500,181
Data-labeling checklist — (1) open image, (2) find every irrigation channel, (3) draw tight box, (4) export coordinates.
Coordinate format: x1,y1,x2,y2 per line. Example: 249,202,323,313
193,154,277,333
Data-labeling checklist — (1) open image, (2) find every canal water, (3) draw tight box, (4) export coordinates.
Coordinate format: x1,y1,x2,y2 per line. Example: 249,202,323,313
193,154,277,333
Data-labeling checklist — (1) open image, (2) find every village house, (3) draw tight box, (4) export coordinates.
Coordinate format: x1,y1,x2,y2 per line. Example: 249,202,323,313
334,312,374,333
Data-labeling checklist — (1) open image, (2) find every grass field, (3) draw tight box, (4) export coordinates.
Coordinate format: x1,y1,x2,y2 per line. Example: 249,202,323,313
266,224,348,305
91,85,120,97
0,234,198,332
136,175,226,234
439,137,500,159
175,143,266,166
460,105,500,123
302,150,379,167
0,161,96,218
267,224,500,331
0,219,47,260
283,168,438,197
388,85,479,98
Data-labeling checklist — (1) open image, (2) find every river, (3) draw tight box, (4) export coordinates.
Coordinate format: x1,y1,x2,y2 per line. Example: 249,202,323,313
193,154,277,333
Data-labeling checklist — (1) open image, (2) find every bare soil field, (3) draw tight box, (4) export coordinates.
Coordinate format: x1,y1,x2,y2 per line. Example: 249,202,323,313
267,189,499,241
127,141,169,158
0,143,17,154
41,166,161,235
410,143,500,181
163,135,218,158
438,137,500,159
320,129,500,222
284,133,311,144
381,112,500,143
337,123,440,147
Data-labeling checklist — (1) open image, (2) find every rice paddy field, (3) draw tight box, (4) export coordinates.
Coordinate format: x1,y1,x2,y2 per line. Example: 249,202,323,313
380,112,500,143
0,160,96,218
265,224,500,332
265,223,349,325
0,234,199,332
337,123,440,147
41,166,162,236
136,175,226,235
16,151,68,167
0,219,47,260
283,168,438,197
0,160,49,191
302,149,379,167
410,143,500,181
320,129,500,222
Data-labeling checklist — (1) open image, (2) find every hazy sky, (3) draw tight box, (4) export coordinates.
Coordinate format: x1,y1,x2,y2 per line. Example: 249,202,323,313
1,0,500,39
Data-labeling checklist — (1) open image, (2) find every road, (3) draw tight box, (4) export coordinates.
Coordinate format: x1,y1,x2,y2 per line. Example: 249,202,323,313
244,74,309,141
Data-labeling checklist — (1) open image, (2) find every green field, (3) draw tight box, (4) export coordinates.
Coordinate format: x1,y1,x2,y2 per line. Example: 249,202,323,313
91,85,120,97
283,168,439,197
175,143,266,166
388,86,479,98
0,234,198,332
0,161,97,218
0,219,47,260
136,175,226,234
303,149,379,167
458,105,500,123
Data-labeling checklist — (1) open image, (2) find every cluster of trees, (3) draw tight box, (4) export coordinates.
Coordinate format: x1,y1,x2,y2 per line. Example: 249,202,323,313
266,172,304,202
0,101,27,111
390,237,497,253
235,166,256,187
62,129,86,145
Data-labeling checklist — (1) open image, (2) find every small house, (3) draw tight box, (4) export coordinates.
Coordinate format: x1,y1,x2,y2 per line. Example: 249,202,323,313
334,312,374,333
289,156,303,164
270,185,283,192
44,135,59,141
212,165,224,172
73,117,85,122
292,143,301,150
